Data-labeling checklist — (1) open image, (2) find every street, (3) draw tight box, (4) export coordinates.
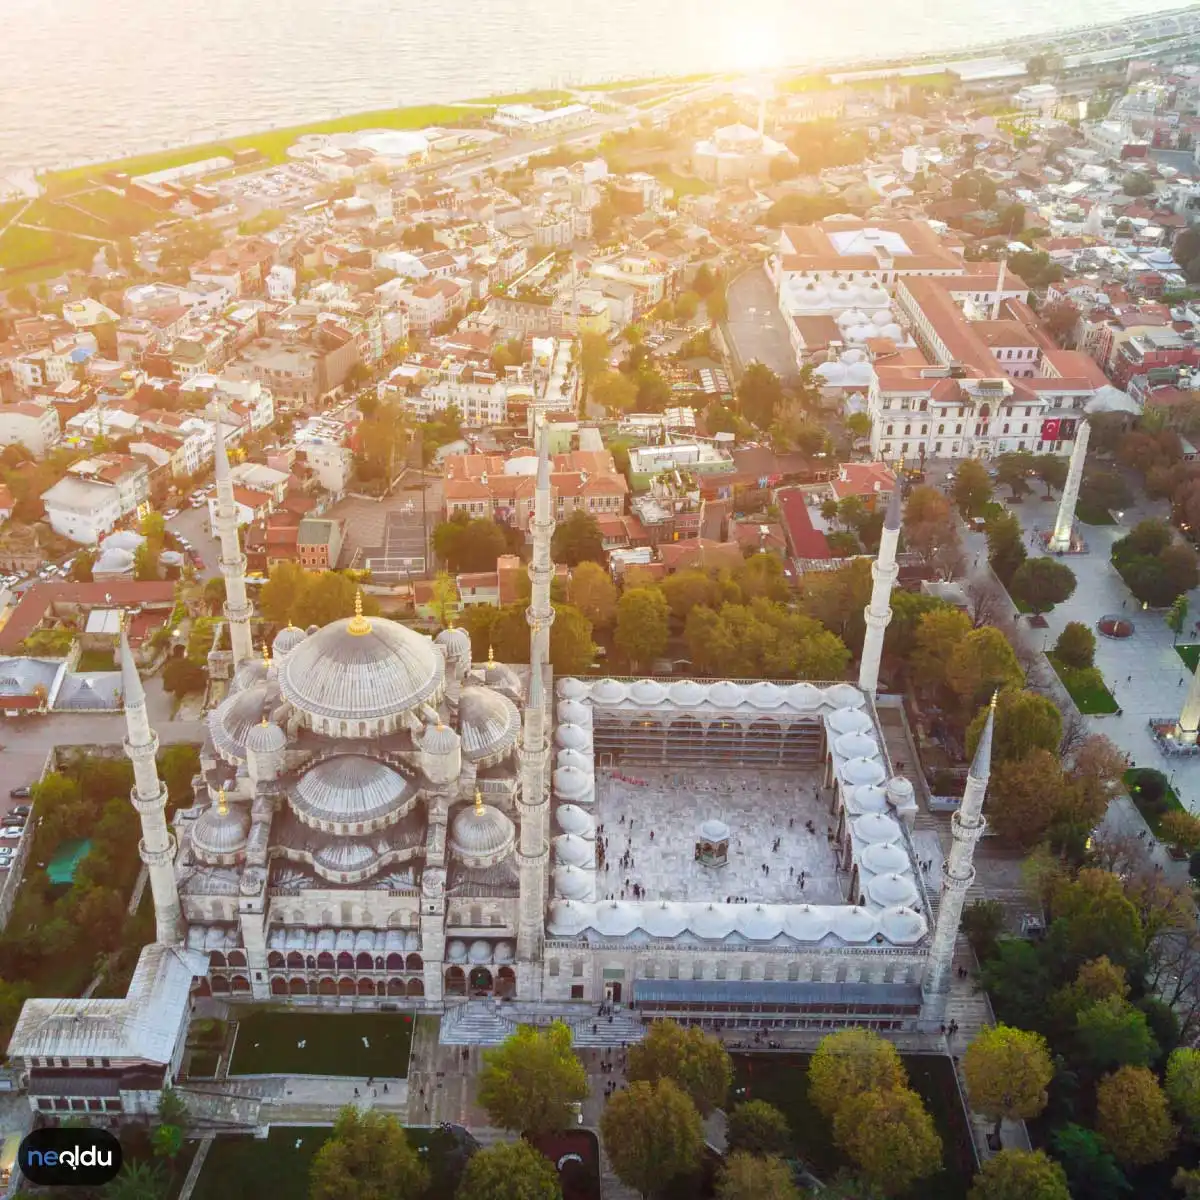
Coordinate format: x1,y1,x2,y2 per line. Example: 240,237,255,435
166,504,222,582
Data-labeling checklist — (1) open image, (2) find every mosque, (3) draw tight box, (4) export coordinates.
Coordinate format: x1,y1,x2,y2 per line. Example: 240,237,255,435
7,419,995,1113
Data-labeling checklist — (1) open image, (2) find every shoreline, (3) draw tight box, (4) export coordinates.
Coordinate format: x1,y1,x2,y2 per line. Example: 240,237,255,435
24,0,1200,189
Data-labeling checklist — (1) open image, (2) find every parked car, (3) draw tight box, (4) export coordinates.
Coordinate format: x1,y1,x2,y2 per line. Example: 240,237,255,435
163,508,180,520
0,828,24,840
10,805,30,816
8,787,30,799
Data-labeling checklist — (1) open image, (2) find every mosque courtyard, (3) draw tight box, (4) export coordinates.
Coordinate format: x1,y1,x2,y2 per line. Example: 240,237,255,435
592,766,851,907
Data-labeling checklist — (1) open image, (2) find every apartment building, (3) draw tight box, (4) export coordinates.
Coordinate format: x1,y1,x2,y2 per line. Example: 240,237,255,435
0,402,61,457
41,455,150,544
295,518,344,570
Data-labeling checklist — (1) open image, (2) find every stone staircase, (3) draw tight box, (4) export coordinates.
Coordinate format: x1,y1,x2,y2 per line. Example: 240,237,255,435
437,1000,647,1048
437,1001,513,1045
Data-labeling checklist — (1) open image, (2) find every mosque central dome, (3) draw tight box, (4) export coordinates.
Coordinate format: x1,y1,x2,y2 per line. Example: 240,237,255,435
279,614,444,721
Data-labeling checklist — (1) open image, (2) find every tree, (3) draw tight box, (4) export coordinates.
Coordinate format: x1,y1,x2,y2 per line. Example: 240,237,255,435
1041,300,1080,347
105,1161,168,1200
986,511,1027,585
69,548,96,582
578,331,610,399
1051,869,1145,974
947,629,1025,710
953,459,993,517
258,560,309,625
833,1085,942,1197
1009,557,1076,614
707,283,729,325
1049,1124,1130,1200
549,603,596,675
726,1100,791,1158
716,1154,802,1200
162,658,206,698
981,750,1069,848
1055,622,1095,669
1096,1066,1177,1167
601,1079,703,1199
903,485,961,571
1162,810,1200,853
627,1020,732,1117
910,607,974,693
962,1024,1053,1141
1076,995,1158,1071
846,412,872,440
738,362,784,429
660,570,723,622
615,587,669,671
1177,1168,1200,1199
675,291,701,321
309,1106,429,1200
151,1123,183,1161
552,510,606,568
434,513,508,573
1123,172,1155,197
569,561,617,628
1166,1047,1200,1135
966,690,1059,767
968,1150,1069,1200
592,370,638,414
203,575,227,614
809,1029,907,1122
455,1140,563,1200
476,1022,588,1136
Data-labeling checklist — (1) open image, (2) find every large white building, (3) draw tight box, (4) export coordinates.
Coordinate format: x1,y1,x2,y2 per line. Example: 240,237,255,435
0,401,61,457
9,431,994,1106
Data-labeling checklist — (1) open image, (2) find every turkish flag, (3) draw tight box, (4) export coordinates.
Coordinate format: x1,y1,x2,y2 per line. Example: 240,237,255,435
1042,418,1061,442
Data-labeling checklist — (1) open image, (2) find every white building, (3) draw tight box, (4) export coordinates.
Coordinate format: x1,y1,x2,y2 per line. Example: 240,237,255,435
490,104,593,135
41,477,124,544
266,265,297,304
0,402,61,457
300,442,354,494
1014,83,1059,114
692,123,795,183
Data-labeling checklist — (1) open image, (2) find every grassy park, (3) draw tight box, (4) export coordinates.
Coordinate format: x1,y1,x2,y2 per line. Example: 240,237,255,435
1048,656,1120,715
1125,766,1184,837
228,1010,414,1077
1177,643,1200,673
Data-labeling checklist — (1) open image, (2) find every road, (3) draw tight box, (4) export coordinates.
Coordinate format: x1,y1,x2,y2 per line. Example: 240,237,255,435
166,503,222,582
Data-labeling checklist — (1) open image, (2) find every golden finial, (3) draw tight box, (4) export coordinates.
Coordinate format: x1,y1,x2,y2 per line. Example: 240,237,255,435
262,641,270,665
474,787,484,816
286,618,295,630
217,788,228,817
347,588,372,636
990,690,999,711
487,644,495,666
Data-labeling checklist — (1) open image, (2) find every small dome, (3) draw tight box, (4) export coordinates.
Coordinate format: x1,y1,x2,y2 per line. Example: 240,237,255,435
450,801,516,864
833,906,879,943
468,939,492,964
555,723,590,751
292,756,416,828
555,804,595,838
825,683,865,709
887,777,916,808
593,901,639,937
668,679,705,707
556,748,592,773
827,706,872,734
709,680,745,708
272,624,308,659
691,904,737,940
447,939,468,963
458,686,520,763
547,900,590,937
494,940,514,963
592,678,627,705
847,784,888,815
192,799,250,860
208,681,282,762
842,756,886,787
233,657,271,691
835,731,879,759
557,699,592,726
435,625,472,662
860,842,909,874
879,906,926,945
245,721,286,755
554,833,594,868
642,902,688,938
554,865,596,901
784,905,832,941
867,872,919,908
629,679,667,706
746,681,785,709
699,819,730,841
854,813,902,845
737,904,783,941
784,682,824,710
482,659,522,695
557,677,589,700
553,765,594,802
420,721,461,756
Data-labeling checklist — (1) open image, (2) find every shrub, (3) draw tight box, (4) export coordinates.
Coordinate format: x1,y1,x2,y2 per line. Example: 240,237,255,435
1055,622,1096,669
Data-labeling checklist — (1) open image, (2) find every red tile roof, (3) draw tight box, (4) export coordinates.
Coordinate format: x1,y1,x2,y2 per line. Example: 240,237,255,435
776,488,830,560
0,581,174,653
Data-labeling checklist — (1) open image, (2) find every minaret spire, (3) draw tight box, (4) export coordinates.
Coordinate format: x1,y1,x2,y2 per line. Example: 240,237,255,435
858,483,902,696
517,417,556,996
212,408,254,665
923,692,996,1020
120,624,183,945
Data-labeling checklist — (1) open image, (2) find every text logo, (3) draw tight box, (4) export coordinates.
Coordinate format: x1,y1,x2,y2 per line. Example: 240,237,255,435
19,1128,122,1186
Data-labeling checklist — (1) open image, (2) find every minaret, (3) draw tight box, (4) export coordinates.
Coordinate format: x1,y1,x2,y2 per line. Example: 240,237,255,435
858,485,902,697
1048,419,1090,554
1176,660,1200,744
212,412,254,666
517,420,555,997
923,694,994,1019
121,627,183,945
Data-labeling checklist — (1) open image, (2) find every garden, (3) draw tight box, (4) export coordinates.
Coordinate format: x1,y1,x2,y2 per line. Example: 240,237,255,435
1047,621,1119,715
1125,766,1185,838
228,1010,414,1077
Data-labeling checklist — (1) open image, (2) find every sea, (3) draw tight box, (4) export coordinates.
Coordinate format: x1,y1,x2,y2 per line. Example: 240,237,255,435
0,0,1191,175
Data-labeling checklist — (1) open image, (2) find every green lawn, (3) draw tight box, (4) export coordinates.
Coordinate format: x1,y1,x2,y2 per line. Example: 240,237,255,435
229,1010,414,1077
22,196,112,238
475,89,575,105
0,223,94,273
651,168,713,196
191,1125,472,1200
732,1053,974,1200
0,200,25,227
1124,767,1184,837
1177,643,1200,673
1076,501,1116,526
1049,656,1119,715
71,187,166,234
75,648,116,673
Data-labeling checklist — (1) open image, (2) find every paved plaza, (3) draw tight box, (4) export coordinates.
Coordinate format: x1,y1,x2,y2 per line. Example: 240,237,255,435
593,766,847,905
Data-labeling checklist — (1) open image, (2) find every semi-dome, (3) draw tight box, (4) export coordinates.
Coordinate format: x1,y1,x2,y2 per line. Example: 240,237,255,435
292,755,416,828
481,657,522,695
458,686,520,763
827,706,872,734
553,765,594,802
435,625,471,662
233,656,271,691
191,797,250,861
420,720,460,757
867,872,919,908
555,804,595,838
553,833,594,868
312,839,380,877
860,841,909,874
668,679,706,707
557,677,589,700
280,610,444,722
555,723,590,751
557,699,592,726
449,799,516,865
209,681,282,762
272,623,307,659
245,720,286,755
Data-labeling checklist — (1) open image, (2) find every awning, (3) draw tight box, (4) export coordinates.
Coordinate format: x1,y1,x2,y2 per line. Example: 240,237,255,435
631,979,923,1008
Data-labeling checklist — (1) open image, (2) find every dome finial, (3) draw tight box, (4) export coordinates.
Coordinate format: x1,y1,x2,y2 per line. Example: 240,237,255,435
474,787,484,816
487,644,495,666
347,588,372,636
262,641,270,665
217,788,228,817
